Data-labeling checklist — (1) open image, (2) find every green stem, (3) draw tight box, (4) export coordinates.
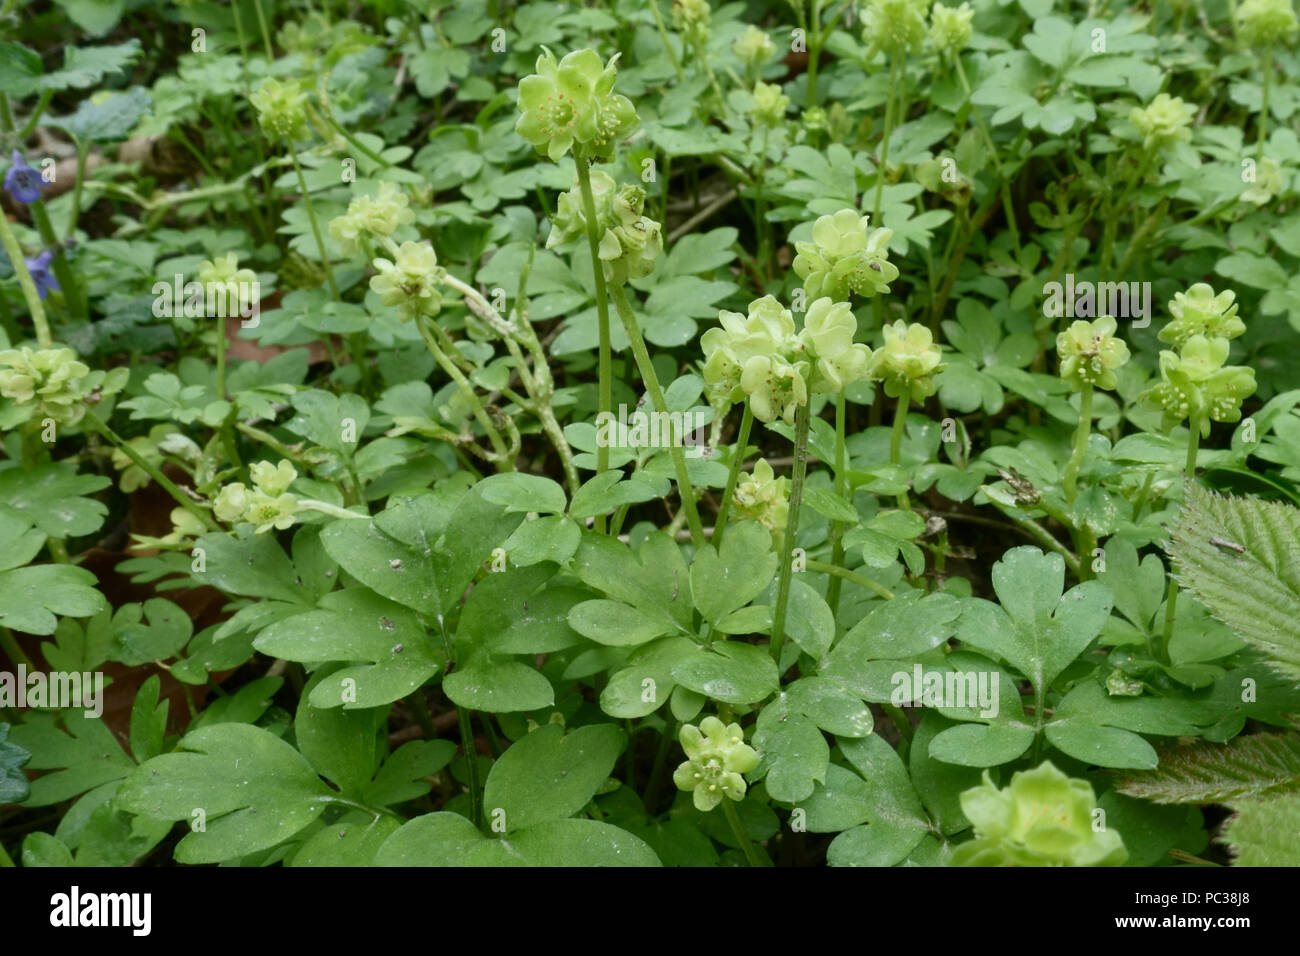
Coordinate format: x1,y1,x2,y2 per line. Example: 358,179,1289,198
1160,422,1202,661
805,558,895,601
648,0,685,82
825,391,849,615
1,626,33,668
252,0,275,57
873,53,900,221
609,285,705,546
81,407,219,531
415,317,509,462
435,618,482,828
28,201,84,321
575,154,613,531
1063,384,1093,505
216,314,227,400
890,394,910,511
0,212,51,347
288,152,340,299
712,402,754,549
805,0,823,109
721,796,764,867
769,402,811,665
1259,48,1272,154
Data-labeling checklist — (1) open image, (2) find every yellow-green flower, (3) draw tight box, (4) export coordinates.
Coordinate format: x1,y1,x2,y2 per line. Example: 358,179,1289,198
733,25,776,69
249,78,309,141
369,241,445,321
213,460,302,534
750,81,790,128
793,209,898,302
1056,316,1131,391
597,185,663,286
798,297,873,392
1129,93,1196,153
1241,156,1285,205
672,0,712,47
672,716,760,811
546,169,618,249
701,295,805,418
329,182,415,256
515,47,638,162
930,2,974,56
1159,284,1244,348
1140,334,1257,436
732,459,790,535
872,320,944,402
0,345,110,426
950,762,1128,867
250,459,298,497
740,353,809,425
862,0,929,59
1237,0,1299,48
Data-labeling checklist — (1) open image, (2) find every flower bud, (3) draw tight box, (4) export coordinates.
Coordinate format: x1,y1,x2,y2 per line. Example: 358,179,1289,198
1160,284,1244,348
861,0,929,59
930,2,974,56
249,78,309,141
733,25,776,69
369,241,445,321
732,458,790,536
798,297,874,393
1236,0,1299,48
1128,93,1196,153
750,81,790,128
872,320,944,402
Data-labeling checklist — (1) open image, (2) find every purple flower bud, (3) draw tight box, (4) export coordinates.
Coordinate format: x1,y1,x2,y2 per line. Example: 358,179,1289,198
24,249,59,300
4,151,43,204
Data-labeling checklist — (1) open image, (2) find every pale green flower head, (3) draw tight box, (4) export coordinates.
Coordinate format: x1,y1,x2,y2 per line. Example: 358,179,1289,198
802,105,828,132
750,81,790,128
198,253,257,287
930,2,974,56
250,459,298,497
244,490,300,534
1237,0,1299,48
1140,334,1257,436
1056,316,1130,391
799,297,874,393
873,320,945,402
546,169,618,249
1129,93,1196,152
702,295,800,407
740,353,809,424
733,25,776,68
951,762,1128,867
329,182,415,256
249,78,309,141
1241,156,1285,205
1159,283,1244,348
862,0,929,58
212,482,252,524
793,209,898,302
0,345,106,426
732,458,790,536
672,0,712,46
369,241,445,321
598,185,663,285
673,716,760,812
515,47,638,162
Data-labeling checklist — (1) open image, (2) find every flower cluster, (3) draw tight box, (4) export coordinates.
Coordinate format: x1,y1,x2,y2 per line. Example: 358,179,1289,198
672,716,760,811
1140,335,1256,437
872,320,944,403
547,171,662,285
732,459,790,535
0,346,124,427
329,183,415,256
1159,283,1244,348
950,762,1128,867
929,2,974,57
213,460,300,534
1241,156,1285,205
1236,0,1299,48
672,0,712,47
515,47,638,162
1128,93,1196,152
793,209,898,303
733,25,776,70
749,81,790,128
4,151,44,204
249,78,309,141
369,241,445,321
1056,316,1131,391
861,0,929,59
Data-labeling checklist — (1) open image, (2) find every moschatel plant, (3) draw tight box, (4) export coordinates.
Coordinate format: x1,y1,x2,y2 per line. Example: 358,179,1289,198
0,0,1299,870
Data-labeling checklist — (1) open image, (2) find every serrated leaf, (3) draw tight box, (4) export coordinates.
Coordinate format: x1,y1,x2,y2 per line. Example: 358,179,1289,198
1116,734,1300,804
1223,793,1300,866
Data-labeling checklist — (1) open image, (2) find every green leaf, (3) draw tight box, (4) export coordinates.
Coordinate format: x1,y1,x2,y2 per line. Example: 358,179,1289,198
568,599,675,646
40,40,142,92
1116,734,1300,804
568,471,662,519
116,723,332,864
478,473,567,515
0,723,32,805
0,564,106,635
9,711,134,806
111,598,191,665
254,589,442,709
955,547,1112,694
1044,681,1206,769
442,658,554,712
571,531,693,628
21,831,74,866
827,735,930,865
47,86,150,142
363,740,456,808
1224,794,1300,866
51,0,126,35
483,723,624,832
753,705,829,803
799,763,872,832
376,812,660,866
599,636,697,718
295,670,386,799
0,511,45,572
286,389,371,456
193,528,305,604
0,462,110,538
839,591,961,659
1169,486,1300,682
290,813,401,866
688,520,778,624
671,641,779,705
128,675,168,764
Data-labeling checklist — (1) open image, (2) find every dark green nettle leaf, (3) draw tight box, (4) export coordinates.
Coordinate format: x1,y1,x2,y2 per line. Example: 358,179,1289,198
254,589,442,709
375,812,660,866
1116,734,1300,805
482,723,624,831
117,723,332,864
